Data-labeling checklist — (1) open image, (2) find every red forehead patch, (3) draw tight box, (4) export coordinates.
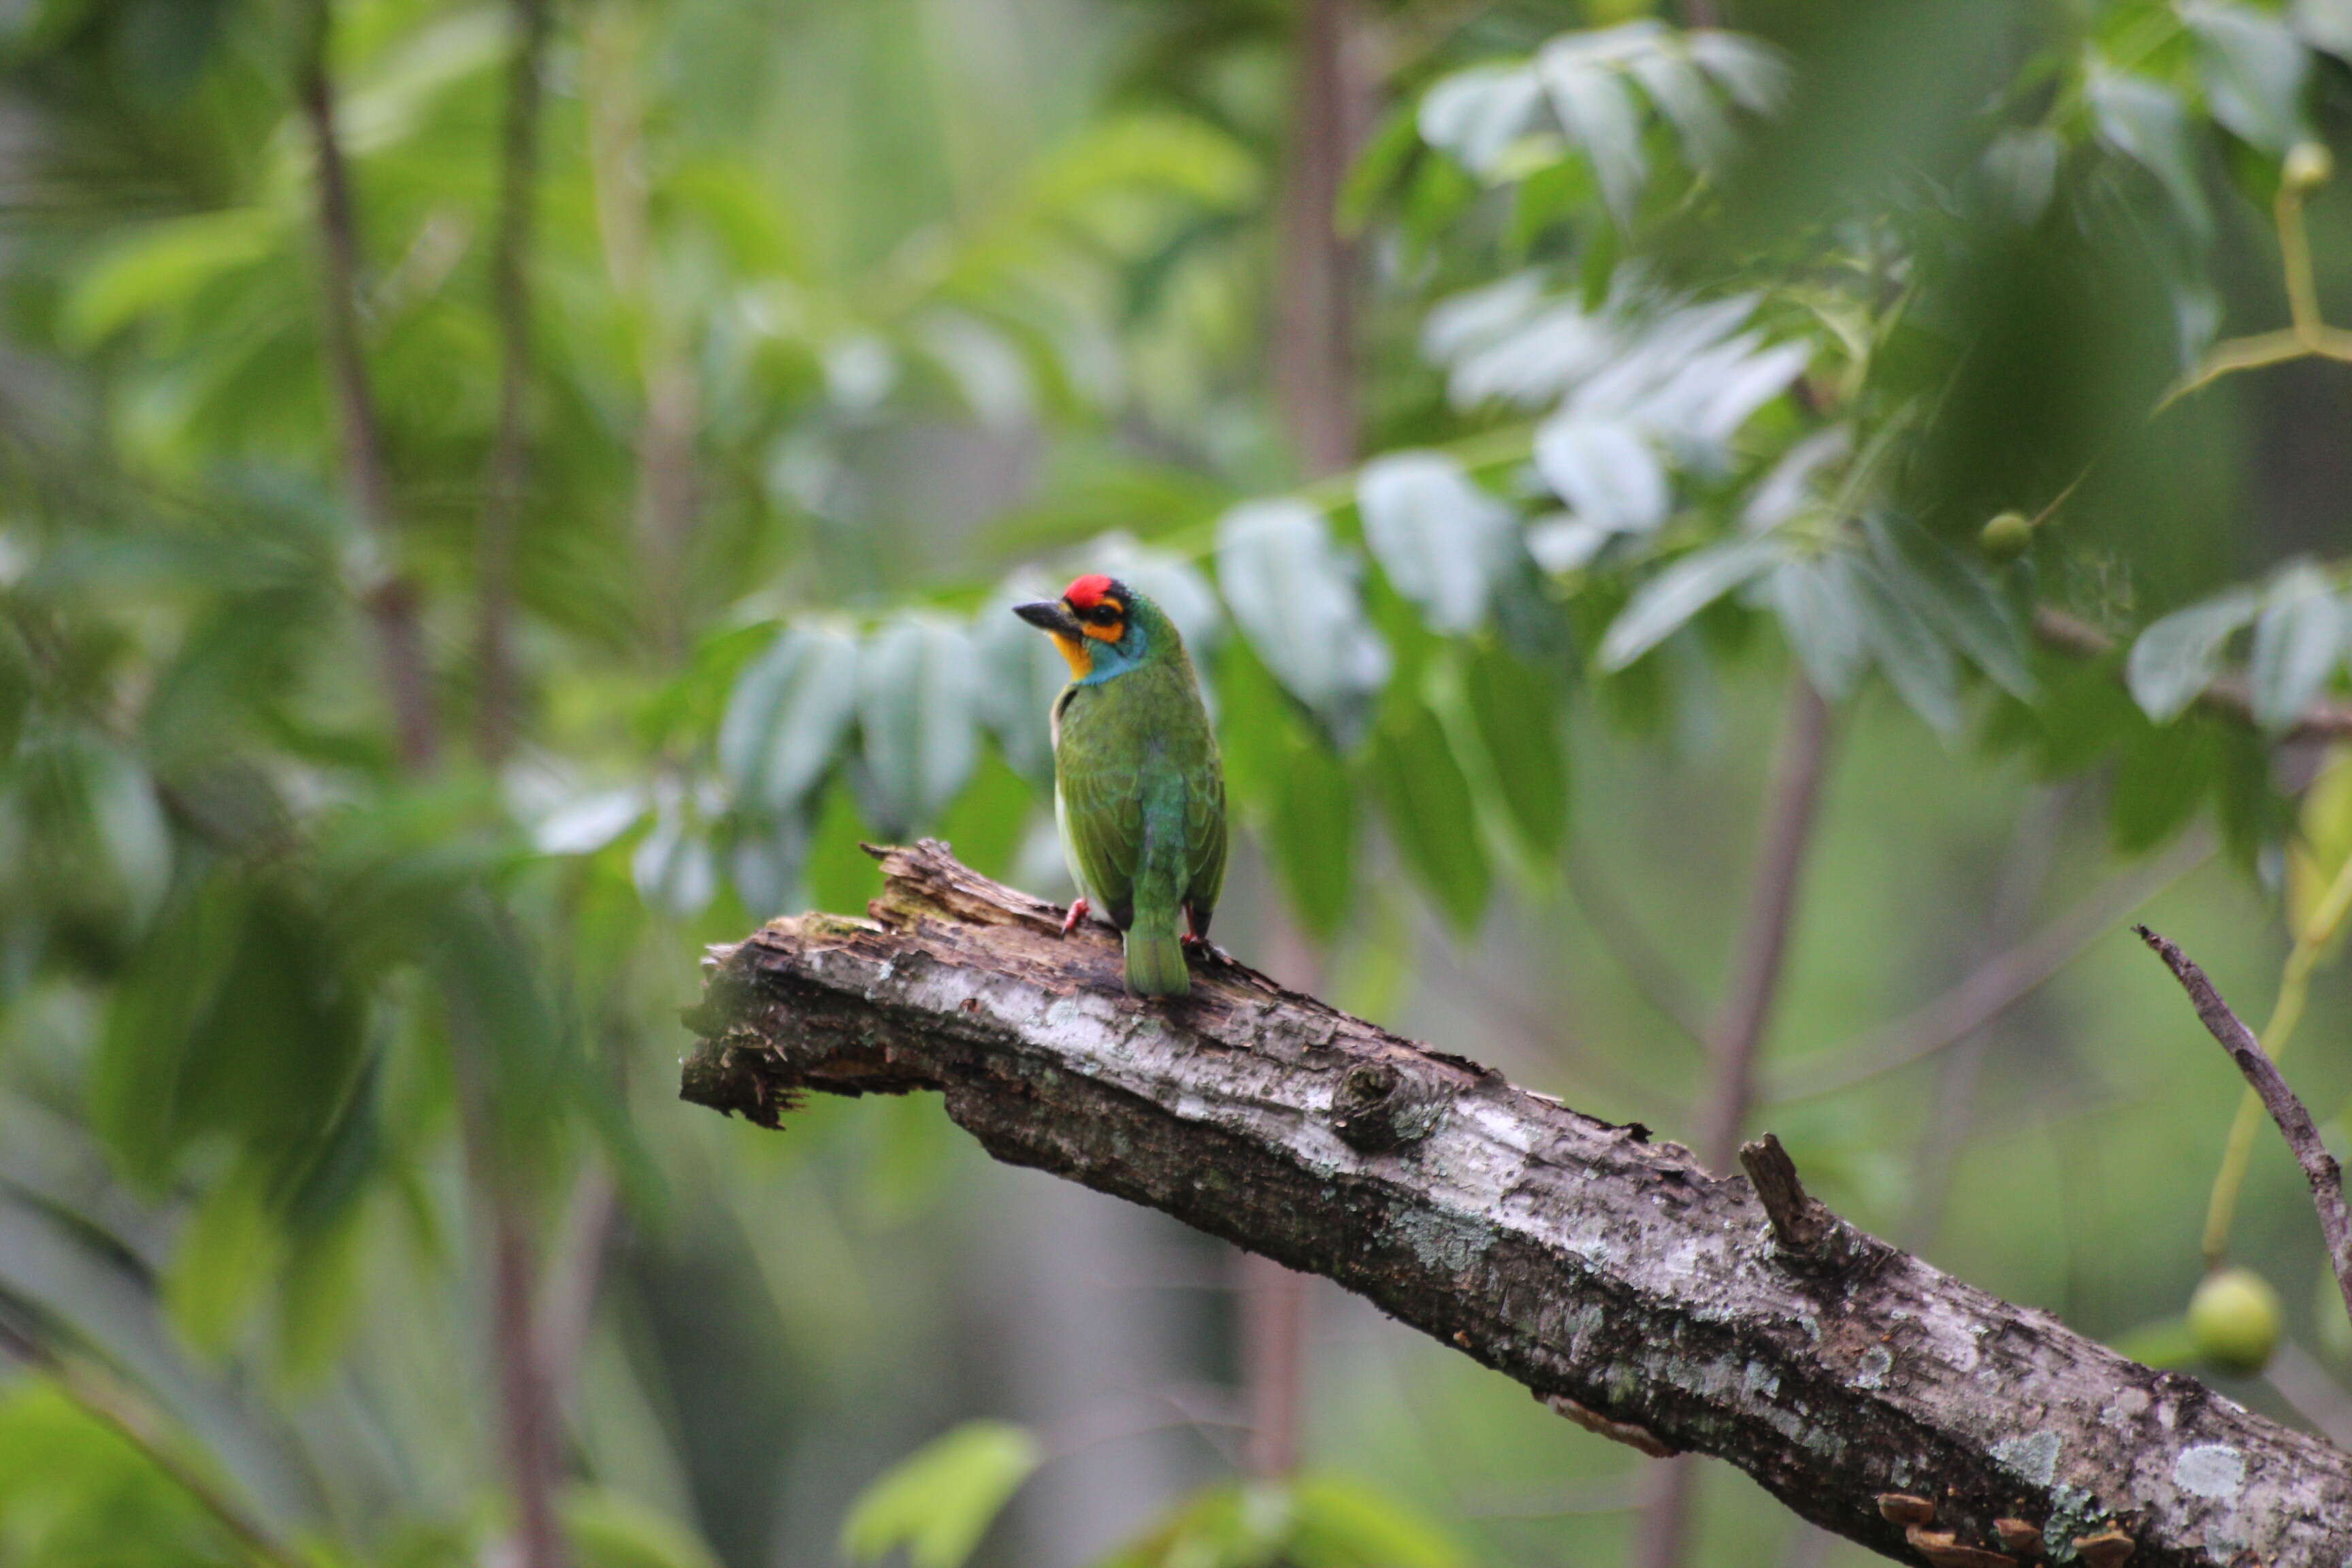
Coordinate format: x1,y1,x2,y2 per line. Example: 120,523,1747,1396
1063,574,1115,608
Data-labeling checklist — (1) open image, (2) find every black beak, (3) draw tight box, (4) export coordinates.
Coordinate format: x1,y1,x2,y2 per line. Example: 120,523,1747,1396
1014,600,1080,636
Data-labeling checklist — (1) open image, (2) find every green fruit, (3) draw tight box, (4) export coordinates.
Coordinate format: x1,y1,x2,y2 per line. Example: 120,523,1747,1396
2285,140,2334,195
1978,510,2033,559
2189,1267,2281,1375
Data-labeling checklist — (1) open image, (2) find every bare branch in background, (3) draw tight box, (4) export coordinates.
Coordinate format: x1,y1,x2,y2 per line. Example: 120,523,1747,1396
476,0,554,767
1768,830,2212,1103
1646,670,1835,1568
681,842,2352,1567
293,0,440,773
2135,925,2352,1327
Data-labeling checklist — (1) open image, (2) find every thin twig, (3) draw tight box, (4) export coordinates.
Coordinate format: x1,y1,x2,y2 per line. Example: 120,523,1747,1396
1767,830,2212,1102
2134,925,2352,1328
1647,672,1836,1568
1697,673,1835,1169
0,1318,307,1568
2034,606,2352,742
475,0,553,766
293,0,438,772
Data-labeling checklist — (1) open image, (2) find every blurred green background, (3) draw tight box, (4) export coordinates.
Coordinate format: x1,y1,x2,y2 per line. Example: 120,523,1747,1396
4,1,2352,1565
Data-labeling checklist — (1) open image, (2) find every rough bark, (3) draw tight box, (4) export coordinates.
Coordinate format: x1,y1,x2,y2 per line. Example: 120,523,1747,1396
679,842,2352,1568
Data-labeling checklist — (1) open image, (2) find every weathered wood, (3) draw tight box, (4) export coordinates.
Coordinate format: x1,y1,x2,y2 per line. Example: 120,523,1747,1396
680,841,2352,1567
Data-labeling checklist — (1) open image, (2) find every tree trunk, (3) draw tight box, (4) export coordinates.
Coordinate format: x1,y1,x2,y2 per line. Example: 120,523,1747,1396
679,842,2352,1568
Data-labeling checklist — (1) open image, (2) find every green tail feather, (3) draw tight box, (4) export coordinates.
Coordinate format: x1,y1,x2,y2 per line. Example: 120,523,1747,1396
1122,920,1190,997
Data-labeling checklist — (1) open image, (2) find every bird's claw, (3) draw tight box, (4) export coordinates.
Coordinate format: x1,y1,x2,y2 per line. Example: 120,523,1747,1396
1059,898,1090,938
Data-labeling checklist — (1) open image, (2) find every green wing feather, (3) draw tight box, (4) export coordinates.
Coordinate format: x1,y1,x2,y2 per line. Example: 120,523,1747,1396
1058,727,1143,927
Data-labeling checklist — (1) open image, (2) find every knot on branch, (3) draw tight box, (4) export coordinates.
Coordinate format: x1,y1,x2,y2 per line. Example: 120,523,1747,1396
1329,1059,1451,1152
1738,1133,1884,1277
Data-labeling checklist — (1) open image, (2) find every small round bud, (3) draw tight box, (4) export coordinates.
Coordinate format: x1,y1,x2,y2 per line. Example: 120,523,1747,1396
2189,1267,2281,1375
2285,140,2334,195
1979,510,2034,559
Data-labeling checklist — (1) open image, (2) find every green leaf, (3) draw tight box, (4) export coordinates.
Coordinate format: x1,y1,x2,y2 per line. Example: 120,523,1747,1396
717,623,860,815
1765,554,1869,701
1370,697,1490,931
1289,1475,1466,1568
566,1489,723,1568
1849,558,1961,735
1533,416,1668,535
1535,49,1645,225
1357,451,1518,635
1597,538,1780,670
61,208,282,347
2087,70,2211,238
2185,1,2310,153
2295,0,2352,63
840,1421,1041,1568
1865,517,2035,700
1216,500,1390,749
1686,30,1789,114
1460,640,1568,854
2127,587,2261,722
1624,39,1735,174
2112,717,2220,853
1418,65,1546,180
2248,567,2346,733
855,615,979,837
1219,640,1356,937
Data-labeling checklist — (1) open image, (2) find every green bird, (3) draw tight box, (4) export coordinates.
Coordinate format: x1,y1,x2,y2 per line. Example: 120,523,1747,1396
1015,574,1226,996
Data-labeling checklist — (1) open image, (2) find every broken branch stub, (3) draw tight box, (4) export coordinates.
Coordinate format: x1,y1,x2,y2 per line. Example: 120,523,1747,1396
681,841,2352,1566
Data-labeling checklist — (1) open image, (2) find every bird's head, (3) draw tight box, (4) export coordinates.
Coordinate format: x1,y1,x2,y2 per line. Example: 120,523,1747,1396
1014,574,1153,683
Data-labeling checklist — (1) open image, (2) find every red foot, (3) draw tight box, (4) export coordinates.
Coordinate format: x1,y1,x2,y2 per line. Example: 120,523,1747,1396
1060,897,1090,937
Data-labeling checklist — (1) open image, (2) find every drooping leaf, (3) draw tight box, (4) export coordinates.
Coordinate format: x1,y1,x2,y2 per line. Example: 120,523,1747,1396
1215,500,1390,748
1865,516,2035,700
2088,71,2212,238
2296,0,2352,62
632,782,720,919
567,1488,723,1568
1765,553,1871,702
1686,29,1790,114
1624,41,1736,174
2248,567,2347,733
841,1421,1041,1568
1458,640,1569,853
717,623,860,815
2185,1,2310,153
1533,415,1668,536
1418,65,1546,180
1849,557,1961,735
2127,587,2261,722
1535,48,1646,224
1357,451,1519,634
855,615,979,836
1218,640,1356,937
2112,715,2221,853
1370,696,1490,931
1598,538,1780,670
1980,127,2063,225
1289,1475,1467,1568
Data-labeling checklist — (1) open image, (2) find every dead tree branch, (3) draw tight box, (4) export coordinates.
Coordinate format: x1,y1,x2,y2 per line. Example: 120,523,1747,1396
2135,925,2352,1328
680,843,2352,1568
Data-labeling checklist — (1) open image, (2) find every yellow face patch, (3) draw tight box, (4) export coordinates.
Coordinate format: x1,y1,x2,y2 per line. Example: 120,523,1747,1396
1049,630,1093,679
1080,617,1125,643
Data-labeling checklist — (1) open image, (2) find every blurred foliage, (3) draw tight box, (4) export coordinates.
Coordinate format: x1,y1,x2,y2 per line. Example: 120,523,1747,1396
3,0,2352,1566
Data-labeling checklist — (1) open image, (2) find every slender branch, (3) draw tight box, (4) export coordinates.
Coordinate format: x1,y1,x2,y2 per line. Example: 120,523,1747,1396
2033,606,2352,742
681,843,2352,1567
293,0,439,773
476,0,553,767
2134,924,2352,1328
1649,670,1834,1568
0,1318,307,1568
2202,847,2352,1267
1697,672,1834,1170
1767,830,2211,1102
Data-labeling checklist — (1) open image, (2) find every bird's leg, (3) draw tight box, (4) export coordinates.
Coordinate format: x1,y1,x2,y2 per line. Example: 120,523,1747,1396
1060,898,1090,938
